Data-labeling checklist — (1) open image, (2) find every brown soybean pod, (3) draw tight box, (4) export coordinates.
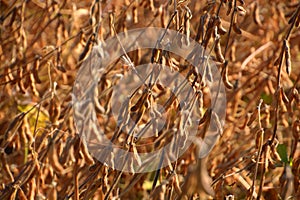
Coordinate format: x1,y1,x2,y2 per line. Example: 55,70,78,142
280,88,289,104
230,42,236,61
78,33,95,62
80,140,94,165
184,8,192,45
227,0,233,15
109,12,115,37
222,66,233,89
5,66,14,83
132,6,138,24
284,40,291,75
29,72,39,97
239,113,249,129
160,5,165,28
218,20,227,35
253,2,262,26
17,66,26,94
32,56,42,83
247,108,258,127
131,93,147,112
48,141,65,174
233,22,242,35
236,6,246,16
214,38,225,63
255,128,264,149
232,14,242,34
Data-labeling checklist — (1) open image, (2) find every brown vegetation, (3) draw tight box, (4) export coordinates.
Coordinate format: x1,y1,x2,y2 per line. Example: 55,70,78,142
0,0,299,199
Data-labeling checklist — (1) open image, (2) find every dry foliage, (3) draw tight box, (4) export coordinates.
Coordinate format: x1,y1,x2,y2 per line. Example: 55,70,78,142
0,0,300,199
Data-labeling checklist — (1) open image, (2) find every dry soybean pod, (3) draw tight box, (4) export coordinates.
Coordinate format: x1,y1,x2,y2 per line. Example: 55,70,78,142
195,14,206,43
230,41,236,61
17,66,26,94
214,34,225,63
132,5,138,24
184,6,192,45
48,140,65,174
150,0,155,11
253,2,262,26
32,56,42,83
78,33,96,62
160,5,165,28
49,97,61,126
222,64,233,89
247,108,258,127
238,112,249,129
236,5,246,16
89,0,97,27
109,12,115,37
80,139,94,165
278,88,288,113
29,70,39,97
267,78,275,94
232,17,242,34
283,39,291,75
227,0,233,15
217,16,227,35
5,66,15,83
280,87,289,104
56,47,66,72
59,136,74,165
130,92,147,112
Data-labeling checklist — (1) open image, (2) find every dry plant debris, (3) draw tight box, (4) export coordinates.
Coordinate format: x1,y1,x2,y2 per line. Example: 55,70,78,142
0,0,300,199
